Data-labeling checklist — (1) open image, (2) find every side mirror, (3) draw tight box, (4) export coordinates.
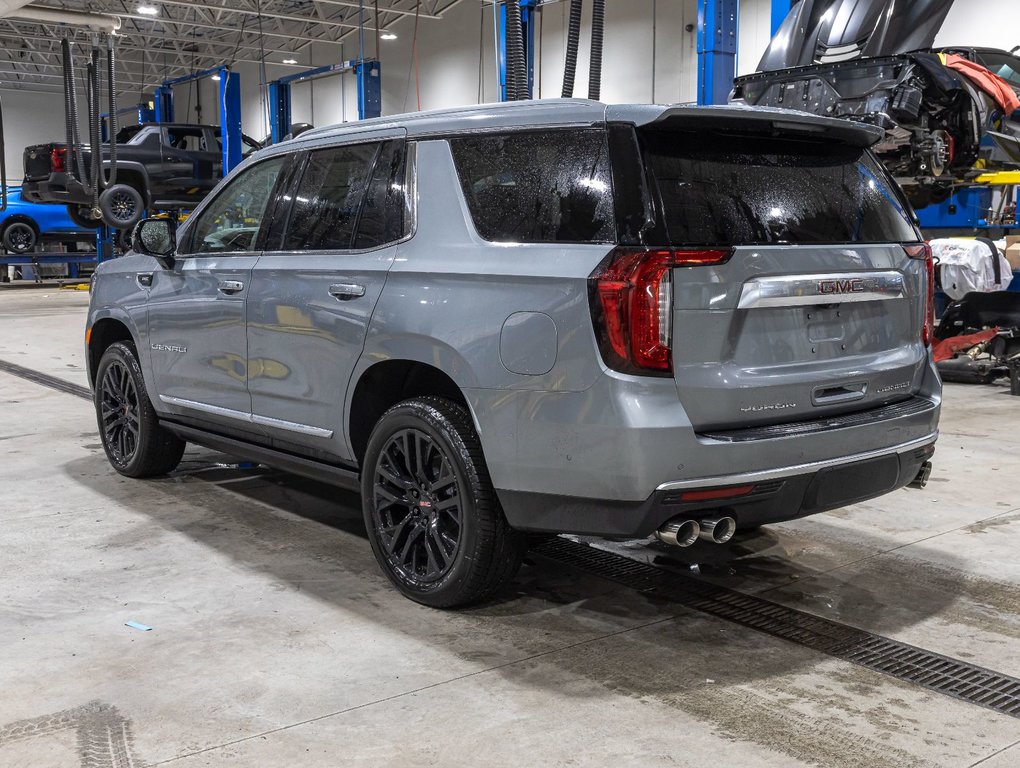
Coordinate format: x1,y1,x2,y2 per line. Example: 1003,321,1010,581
132,218,176,268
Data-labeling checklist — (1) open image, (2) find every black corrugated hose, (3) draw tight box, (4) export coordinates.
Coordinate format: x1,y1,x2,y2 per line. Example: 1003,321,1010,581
87,47,101,210
62,38,87,185
106,35,117,188
588,0,605,100
504,0,525,100
561,0,582,98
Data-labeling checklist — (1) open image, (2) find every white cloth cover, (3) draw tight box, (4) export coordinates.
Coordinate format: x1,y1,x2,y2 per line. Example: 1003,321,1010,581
930,238,1013,300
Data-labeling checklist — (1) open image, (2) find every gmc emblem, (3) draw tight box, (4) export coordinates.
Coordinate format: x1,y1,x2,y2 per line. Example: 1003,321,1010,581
818,278,865,295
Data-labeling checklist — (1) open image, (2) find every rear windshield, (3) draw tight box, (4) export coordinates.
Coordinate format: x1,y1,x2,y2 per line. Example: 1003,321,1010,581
449,129,615,244
639,131,918,245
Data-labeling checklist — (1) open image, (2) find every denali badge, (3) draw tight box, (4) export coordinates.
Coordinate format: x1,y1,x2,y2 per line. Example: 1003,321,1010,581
740,402,797,413
151,343,187,353
876,381,910,394
818,278,865,295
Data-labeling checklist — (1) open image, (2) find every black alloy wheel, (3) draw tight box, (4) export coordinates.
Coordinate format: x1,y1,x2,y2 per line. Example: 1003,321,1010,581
372,427,464,585
2,221,37,253
98,357,140,467
108,191,137,223
94,342,186,477
362,397,525,608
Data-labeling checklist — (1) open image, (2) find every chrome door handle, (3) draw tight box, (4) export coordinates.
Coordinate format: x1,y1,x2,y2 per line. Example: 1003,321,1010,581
328,283,366,300
218,280,245,294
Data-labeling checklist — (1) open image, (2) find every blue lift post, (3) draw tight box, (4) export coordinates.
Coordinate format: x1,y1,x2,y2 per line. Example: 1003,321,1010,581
698,0,739,105
100,102,156,141
497,0,537,101
154,65,244,174
267,60,381,144
771,0,795,36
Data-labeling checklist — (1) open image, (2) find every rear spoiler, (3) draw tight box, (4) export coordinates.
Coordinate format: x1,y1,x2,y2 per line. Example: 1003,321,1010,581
638,105,884,148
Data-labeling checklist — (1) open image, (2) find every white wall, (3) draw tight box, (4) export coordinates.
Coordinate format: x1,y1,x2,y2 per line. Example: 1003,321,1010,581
737,0,772,75
230,0,702,137
2,90,67,184
934,0,1020,51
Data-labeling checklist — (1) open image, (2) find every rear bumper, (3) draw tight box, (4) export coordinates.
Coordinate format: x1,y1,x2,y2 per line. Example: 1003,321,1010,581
497,432,937,537
21,175,90,206
472,357,941,537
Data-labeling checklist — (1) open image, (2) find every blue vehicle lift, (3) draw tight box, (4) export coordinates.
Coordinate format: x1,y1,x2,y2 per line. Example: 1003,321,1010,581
697,0,739,105
154,64,244,174
267,59,381,145
100,102,156,142
496,0,536,101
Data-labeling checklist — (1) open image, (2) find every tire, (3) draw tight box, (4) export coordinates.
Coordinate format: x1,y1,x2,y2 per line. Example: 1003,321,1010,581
1,218,38,254
361,396,525,608
98,184,145,230
67,205,101,229
94,341,185,478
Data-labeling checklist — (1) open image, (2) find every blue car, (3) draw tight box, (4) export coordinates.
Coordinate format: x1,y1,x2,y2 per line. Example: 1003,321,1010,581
1,186,94,254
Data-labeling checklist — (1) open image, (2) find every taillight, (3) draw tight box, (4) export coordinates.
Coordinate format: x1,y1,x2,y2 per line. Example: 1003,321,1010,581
905,243,934,346
50,147,67,173
589,247,731,375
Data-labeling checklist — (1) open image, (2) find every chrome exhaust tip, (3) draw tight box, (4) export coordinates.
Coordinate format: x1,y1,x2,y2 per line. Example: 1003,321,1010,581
698,516,737,544
907,460,932,490
655,519,700,548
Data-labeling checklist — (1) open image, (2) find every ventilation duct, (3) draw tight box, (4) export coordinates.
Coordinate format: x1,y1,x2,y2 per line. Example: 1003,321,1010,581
2,4,121,34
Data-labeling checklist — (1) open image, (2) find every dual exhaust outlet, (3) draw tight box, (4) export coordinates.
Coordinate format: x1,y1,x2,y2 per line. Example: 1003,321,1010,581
655,516,737,547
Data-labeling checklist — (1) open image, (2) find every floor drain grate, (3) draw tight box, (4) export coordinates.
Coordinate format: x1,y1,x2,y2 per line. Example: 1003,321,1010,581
533,537,1020,719
0,359,91,400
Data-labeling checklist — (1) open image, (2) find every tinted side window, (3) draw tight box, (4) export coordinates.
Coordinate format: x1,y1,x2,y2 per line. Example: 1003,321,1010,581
449,129,615,243
184,157,285,254
283,143,378,251
638,130,918,245
353,140,408,249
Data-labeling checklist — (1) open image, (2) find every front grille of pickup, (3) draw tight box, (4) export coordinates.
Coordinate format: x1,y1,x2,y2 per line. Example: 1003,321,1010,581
698,396,936,443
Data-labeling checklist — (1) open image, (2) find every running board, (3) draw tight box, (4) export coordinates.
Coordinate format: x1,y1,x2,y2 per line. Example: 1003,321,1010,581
160,421,361,492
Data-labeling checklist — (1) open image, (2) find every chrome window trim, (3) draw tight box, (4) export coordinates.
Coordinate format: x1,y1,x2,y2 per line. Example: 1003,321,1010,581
159,395,334,439
737,270,906,309
656,432,938,491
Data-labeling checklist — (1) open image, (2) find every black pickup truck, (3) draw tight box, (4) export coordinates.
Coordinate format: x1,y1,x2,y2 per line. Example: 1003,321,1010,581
21,123,260,230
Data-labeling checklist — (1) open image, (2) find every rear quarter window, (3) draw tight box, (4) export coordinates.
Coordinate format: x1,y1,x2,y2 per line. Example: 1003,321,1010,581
449,129,615,244
639,130,919,245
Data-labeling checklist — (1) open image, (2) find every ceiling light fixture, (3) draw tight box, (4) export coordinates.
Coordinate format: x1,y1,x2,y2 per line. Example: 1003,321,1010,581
282,58,297,64
137,5,158,15
380,32,397,40
211,74,221,81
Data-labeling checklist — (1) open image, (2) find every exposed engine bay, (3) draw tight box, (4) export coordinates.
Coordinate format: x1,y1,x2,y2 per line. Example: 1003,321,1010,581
730,0,1020,208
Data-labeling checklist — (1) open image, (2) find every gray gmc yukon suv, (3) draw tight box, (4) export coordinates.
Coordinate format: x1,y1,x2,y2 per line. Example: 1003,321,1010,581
86,100,940,607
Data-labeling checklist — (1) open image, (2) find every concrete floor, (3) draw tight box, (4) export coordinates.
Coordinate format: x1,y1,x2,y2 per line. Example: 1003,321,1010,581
1,285,1019,767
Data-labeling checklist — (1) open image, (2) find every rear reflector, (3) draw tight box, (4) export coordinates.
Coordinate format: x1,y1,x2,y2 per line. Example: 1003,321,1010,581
679,485,756,503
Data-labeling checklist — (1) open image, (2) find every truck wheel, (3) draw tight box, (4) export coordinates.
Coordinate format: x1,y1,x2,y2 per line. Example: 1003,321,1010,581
1,218,38,254
98,184,145,230
67,205,101,229
362,396,525,608
95,341,186,478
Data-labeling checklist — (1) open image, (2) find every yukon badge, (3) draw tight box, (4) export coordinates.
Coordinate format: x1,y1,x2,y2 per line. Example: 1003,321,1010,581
740,402,797,413
151,342,187,353
818,278,865,295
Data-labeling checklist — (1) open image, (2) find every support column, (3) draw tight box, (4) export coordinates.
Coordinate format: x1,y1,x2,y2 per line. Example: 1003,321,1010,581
771,0,795,36
356,59,382,119
697,0,738,106
220,69,242,173
498,0,537,101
